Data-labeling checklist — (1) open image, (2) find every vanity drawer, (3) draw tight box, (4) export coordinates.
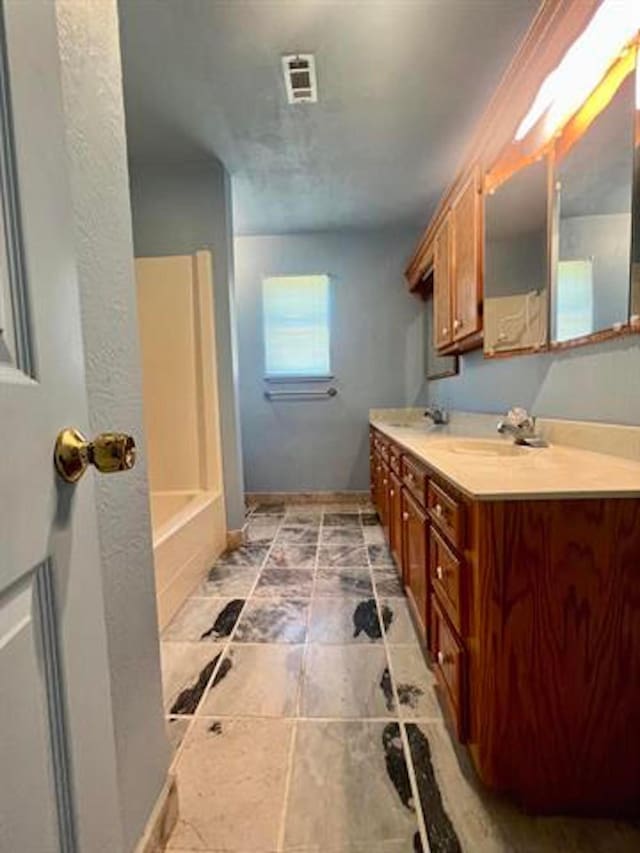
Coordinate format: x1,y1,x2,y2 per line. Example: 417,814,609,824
431,595,466,742
389,442,402,476
428,480,463,548
402,454,428,507
430,527,463,633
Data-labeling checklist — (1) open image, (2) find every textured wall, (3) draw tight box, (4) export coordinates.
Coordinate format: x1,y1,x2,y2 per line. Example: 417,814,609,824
128,162,246,530
424,334,640,425
235,229,424,492
56,2,169,850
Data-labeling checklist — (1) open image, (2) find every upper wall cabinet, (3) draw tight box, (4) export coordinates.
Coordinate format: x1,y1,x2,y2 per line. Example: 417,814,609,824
451,172,483,345
405,0,640,359
431,172,483,355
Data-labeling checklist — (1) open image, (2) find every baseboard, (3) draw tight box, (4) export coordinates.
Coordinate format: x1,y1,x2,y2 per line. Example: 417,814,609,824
246,490,370,505
134,773,178,853
226,527,245,549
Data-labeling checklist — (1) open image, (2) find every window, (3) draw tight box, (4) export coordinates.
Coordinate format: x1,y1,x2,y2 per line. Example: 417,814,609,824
555,259,594,341
262,274,331,378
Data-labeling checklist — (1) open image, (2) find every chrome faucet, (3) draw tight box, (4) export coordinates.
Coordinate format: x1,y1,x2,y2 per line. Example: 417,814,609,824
424,406,448,425
497,407,547,447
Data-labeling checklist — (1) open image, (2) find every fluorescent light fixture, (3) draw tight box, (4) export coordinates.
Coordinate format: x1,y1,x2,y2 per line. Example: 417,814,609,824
515,0,640,142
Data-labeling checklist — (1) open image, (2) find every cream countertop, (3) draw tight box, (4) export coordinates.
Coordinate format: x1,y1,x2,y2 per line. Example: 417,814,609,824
370,418,640,501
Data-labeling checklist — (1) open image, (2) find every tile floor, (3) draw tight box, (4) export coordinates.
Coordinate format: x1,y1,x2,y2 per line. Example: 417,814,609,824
160,501,640,853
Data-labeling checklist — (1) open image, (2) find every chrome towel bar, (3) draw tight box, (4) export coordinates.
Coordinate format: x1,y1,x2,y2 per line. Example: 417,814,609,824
264,387,338,401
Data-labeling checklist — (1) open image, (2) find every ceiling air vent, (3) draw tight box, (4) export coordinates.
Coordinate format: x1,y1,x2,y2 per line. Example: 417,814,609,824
282,54,318,104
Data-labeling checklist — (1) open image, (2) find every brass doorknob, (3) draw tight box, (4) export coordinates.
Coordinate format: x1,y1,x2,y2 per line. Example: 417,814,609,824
54,427,136,483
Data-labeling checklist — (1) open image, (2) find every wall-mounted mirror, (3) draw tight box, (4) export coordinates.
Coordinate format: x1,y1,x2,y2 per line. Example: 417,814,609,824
551,71,635,346
484,158,549,355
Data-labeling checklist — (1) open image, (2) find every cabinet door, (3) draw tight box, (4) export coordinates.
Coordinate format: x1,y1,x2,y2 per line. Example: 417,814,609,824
369,436,377,506
433,214,453,350
402,489,428,639
451,171,482,342
389,471,403,574
380,463,391,539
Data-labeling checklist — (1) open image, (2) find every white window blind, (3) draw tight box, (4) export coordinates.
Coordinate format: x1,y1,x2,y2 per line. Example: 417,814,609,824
555,259,594,341
263,274,331,378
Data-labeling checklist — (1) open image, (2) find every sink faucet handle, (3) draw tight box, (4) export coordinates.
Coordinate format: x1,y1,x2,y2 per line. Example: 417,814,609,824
506,407,534,430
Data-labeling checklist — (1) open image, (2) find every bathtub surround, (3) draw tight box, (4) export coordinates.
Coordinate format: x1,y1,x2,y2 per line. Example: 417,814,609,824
56,2,169,849
235,228,425,494
136,252,228,628
127,159,246,532
158,499,639,852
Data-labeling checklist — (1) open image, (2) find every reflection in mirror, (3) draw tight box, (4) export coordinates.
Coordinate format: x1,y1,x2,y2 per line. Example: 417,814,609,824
424,290,458,380
631,61,640,325
552,71,635,344
484,158,548,355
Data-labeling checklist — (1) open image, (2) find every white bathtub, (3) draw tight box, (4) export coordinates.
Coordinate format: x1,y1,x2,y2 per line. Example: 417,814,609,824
151,489,226,630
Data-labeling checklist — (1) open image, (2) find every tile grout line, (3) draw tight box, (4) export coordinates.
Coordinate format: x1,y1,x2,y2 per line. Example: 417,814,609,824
276,504,324,852
370,525,432,853
168,510,287,772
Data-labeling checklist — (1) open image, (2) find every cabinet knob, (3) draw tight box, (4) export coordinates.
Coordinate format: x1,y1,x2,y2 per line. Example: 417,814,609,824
407,472,414,482
453,319,462,330
437,650,446,667
383,479,388,485
436,565,444,580
390,489,394,497
402,512,409,522
377,466,382,472
434,503,443,517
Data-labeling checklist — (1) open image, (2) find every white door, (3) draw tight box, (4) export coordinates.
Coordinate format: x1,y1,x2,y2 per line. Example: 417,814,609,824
0,2,124,851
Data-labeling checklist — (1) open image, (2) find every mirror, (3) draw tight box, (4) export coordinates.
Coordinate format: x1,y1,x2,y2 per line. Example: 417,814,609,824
484,158,549,355
552,71,635,345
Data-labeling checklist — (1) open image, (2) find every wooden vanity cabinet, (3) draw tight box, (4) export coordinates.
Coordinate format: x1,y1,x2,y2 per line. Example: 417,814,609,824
402,487,429,643
370,424,640,816
388,470,403,574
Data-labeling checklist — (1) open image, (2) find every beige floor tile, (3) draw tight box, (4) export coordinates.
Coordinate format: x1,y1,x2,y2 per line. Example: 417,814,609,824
199,644,304,717
379,598,419,645
168,717,293,851
308,596,383,644
388,645,440,719
283,721,419,850
160,642,225,713
300,644,393,717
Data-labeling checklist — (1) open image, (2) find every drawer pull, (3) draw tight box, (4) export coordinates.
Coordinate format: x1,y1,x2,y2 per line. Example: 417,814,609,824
436,565,444,580
402,511,409,522
437,650,449,667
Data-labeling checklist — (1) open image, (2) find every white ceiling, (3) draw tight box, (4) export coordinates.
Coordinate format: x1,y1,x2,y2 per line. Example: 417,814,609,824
118,0,539,235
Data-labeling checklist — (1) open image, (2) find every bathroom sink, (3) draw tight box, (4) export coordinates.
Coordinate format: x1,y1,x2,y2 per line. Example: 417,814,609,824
444,439,533,457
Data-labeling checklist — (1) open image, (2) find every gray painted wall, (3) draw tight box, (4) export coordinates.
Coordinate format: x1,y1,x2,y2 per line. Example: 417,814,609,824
128,161,246,529
235,229,424,492
56,2,168,849
423,334,640,425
